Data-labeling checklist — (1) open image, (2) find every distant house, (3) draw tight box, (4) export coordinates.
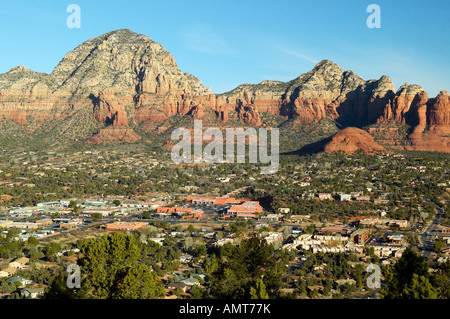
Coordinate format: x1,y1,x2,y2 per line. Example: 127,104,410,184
148,237,164,245
387,234,404,245
260,214,282,222
306,285,324,293
319,227,348,236
9,222,39,230
214,238,235,247
0,266,17,278
0,194,12,202
59,222,76,230
37,201,63,208
224,201,263,219
35,219,53,227
299,182,310,187
264,232,283,245
180,254,193,263
350,228,372,244
7,276,32,286
318,193,332,200
335,279,356,286
180,277,200,286
184,196,242,206
350,192,363,198
21,287,45,299
82,207,119,217
183,210,205,219
339,194,351,201
0,220,13,228
9,257,30,269
142,201,167,210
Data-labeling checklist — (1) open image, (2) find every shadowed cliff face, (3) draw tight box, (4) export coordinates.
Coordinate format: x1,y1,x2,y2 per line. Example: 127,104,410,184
0,29,448,152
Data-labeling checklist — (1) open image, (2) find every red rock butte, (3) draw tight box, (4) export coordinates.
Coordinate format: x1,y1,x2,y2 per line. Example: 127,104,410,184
0,29,448,152
323,127,385,154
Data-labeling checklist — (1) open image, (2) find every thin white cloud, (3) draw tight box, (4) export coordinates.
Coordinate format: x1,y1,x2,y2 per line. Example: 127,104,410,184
275,46,320,64
183,25,233,55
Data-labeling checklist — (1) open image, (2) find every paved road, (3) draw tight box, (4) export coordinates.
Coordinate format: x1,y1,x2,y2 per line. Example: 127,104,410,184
418,196,444,258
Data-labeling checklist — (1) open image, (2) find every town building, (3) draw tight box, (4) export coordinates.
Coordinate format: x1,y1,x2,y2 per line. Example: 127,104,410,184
21,287,45,299
318,193,333,200
9,257,30,269
339,194,351,201
223,201,263,219
350,229,372,244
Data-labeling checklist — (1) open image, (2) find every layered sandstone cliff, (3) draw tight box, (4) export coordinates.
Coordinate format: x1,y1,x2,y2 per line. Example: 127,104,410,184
0,29,448,152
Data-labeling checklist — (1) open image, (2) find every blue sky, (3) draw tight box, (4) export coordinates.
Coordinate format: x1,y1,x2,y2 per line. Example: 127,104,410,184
0,0,448,96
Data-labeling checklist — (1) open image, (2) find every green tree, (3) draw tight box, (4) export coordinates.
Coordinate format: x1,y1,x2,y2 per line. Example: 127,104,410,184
27,236,40,248
205,234,286,299
433,238,447,253
250,279,269,299
323,278,333,296
204,254,219,276
45,232,164,299
381,246,433,299
190,285,205,299
193,244,207,258
430,259,450,299
142,211,152,219
402,274,438,299
295,279,307,296
91,213,102,222
44,242,62,262
112,199,121,206
44,271,79,299
68,200,78,209
1,281,13,294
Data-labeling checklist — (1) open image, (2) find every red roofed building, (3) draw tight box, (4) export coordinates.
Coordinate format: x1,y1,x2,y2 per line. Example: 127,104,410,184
185,196,244,206
182,210,205,219
223,201,263,219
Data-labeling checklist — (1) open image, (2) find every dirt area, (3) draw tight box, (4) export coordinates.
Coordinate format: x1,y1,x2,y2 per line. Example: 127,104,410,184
39,228,109,245
178,222,224,231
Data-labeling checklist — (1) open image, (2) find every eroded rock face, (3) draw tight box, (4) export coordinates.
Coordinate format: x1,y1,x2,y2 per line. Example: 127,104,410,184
404,90,450,152
214,60,393,126
51,29,194,96
0,29,448,151
428,90,450,128
184,73,211,96
92,91,129,127
391,84,428,124
0,29,212,143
